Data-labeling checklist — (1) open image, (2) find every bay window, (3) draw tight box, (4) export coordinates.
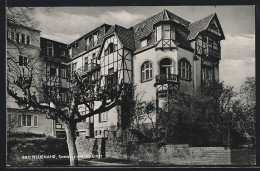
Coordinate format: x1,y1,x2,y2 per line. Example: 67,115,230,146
163,24,170,39
156,25,162,41
155,23,175,41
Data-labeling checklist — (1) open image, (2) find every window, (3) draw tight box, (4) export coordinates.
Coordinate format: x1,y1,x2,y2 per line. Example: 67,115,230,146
105,68,117,86
156,24,175,41
141,39,147,47
75,42,79,49
105,43,116,55
50,67,56,76
208,40,213,49
60,69,66,78
163,24,170,39
93,33,98,45
47,42,53,57
141,61,153,82
61,50,66,56
202,37,207,49
18,114,38,127
21,34,25,44
26,36,30,45
85,37,90,49
34,115,38,126
72,62,77,71
61,93,68,103
19,56,28,66
179,59,191,80
93,53,97,63
156,25,162,41
202,65,214,82
202,66,206,82
16,33,20,42
104,130,108,138
99,112,108,122
11,31,14,41
84,57,88,72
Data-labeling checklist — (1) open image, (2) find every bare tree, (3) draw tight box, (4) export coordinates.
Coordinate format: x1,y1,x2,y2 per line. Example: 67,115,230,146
7,7,132,166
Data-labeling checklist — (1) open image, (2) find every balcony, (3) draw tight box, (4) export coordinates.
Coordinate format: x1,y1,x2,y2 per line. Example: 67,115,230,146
202,48,221,59
154,74,179,86
40,51,69,62
75,63,101,77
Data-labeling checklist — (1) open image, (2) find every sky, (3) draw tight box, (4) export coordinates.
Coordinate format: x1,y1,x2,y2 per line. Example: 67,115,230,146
33,6,255,92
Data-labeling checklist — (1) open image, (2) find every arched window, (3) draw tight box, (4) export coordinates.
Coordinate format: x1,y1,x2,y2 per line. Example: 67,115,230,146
160,58,173,75
179,58,191,80
141,61,152,82
105,43,117,55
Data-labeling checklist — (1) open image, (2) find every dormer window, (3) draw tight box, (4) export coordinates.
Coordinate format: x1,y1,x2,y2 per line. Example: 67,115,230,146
93,33,98,46
155,23,175,41
75,42,79,49
85,37,90,50
163,24,170,39
141,39,147,48
105,43,117,55
47,42,53,57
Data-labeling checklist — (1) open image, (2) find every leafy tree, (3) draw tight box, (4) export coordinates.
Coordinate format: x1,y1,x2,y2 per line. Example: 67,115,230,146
159,82,238,146
130,91,157,141
232,77,256,147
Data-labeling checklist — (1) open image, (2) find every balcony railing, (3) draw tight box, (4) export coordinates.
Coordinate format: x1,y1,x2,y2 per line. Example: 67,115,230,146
155,74,179,85
75,63,101,76
202,48,221,58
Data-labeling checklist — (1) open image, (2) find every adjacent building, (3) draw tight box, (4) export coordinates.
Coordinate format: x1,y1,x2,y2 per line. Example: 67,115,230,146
6,22,54,135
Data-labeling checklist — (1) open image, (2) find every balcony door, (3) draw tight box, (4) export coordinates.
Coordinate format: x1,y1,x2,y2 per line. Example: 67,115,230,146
160,58,173,76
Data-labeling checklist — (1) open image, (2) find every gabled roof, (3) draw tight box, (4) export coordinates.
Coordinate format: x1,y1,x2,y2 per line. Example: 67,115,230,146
103,25,135,51
132,9,191,50
188,13,225,40
115,25,135,51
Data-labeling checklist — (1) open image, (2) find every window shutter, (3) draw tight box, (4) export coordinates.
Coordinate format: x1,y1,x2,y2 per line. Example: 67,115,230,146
19,56,23,66
34,115,38,126
17,114,21,127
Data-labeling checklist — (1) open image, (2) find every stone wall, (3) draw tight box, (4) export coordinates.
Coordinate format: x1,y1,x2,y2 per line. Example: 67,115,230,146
104,141,255,165
75,137,256,165
75,136,103,158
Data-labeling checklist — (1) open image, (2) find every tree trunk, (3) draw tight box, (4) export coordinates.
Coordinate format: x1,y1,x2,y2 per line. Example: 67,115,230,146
64,121,78,166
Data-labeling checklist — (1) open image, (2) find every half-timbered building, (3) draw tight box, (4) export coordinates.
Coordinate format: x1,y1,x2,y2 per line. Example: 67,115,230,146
68,9,225,138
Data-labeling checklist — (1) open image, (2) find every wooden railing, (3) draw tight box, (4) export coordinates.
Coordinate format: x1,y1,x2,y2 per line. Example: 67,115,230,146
155,74,179,84
203,48,221,58
75,63,100,76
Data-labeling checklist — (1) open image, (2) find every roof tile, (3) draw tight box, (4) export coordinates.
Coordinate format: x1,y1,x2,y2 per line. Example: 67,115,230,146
187,13,215,40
